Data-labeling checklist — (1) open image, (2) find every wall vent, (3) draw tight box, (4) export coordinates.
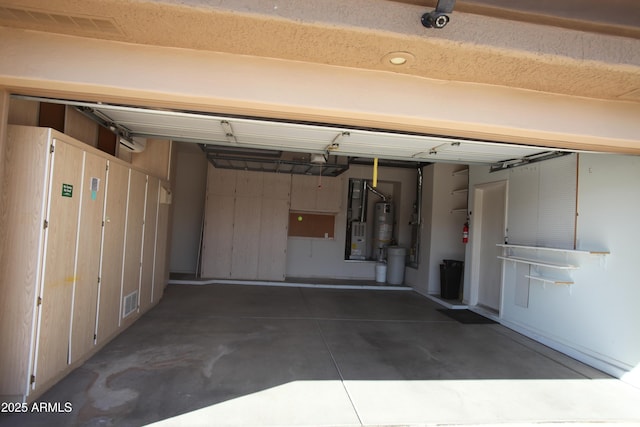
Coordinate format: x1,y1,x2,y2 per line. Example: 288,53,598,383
122,291,138,319
0,6,123,36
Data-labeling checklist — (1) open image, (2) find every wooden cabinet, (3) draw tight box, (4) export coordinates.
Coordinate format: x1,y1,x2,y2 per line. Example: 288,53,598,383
290,174,343,212
202,167,290,281
97,161,128,345
0,126,170,402
70,151,107,363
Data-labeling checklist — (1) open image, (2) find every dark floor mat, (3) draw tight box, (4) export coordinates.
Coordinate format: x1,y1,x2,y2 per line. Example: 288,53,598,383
438,309,497,324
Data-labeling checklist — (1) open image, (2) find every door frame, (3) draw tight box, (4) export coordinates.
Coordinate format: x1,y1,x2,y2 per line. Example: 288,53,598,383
468,180,508,315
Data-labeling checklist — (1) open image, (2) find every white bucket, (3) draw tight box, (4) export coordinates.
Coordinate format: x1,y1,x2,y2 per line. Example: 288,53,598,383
375,263,387,283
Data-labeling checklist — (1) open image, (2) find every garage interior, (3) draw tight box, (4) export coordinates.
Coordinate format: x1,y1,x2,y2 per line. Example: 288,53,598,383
1,0,640,426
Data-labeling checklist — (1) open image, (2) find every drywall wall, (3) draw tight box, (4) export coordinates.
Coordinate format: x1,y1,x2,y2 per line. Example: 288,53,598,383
169,143,208,274
464,153,640,386
285,164,417,280
405,163,467,295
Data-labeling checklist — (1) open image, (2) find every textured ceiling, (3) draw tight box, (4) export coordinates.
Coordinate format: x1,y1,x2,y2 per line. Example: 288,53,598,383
1,0,639,104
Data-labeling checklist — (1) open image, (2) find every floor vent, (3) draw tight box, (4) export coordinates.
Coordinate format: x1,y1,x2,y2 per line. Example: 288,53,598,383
123,291,138,319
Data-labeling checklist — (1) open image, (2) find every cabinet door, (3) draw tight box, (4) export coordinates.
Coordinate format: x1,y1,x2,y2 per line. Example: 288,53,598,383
0,127,50,398
231,196,262,279
316,176,343,212
33,140,83,392
263,173,291,200
121,170,147,326
70,151,107,363
153,191,171,303
235,170,264,197
207,165,237,196
290,175,317,211
139,176,159,313
201,194,235,278
258,198,289,281
96,161,128,345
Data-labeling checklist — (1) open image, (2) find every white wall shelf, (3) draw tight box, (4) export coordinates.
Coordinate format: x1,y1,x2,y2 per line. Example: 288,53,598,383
452,168,469,176
497,244,609,289
496,244,609,255
451,188,468,195
497,256,578,270
450,208,468,214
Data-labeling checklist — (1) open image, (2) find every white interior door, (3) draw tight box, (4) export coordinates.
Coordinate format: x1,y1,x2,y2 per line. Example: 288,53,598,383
474,181,507,313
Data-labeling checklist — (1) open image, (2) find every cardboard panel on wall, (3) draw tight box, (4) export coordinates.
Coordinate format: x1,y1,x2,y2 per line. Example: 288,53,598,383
288,212,335,239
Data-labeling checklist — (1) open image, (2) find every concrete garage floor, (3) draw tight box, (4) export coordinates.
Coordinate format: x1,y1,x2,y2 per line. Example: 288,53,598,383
3,284,640,427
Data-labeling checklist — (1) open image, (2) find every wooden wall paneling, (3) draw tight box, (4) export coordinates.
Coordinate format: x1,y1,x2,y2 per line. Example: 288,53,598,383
96,161,129,345
69,151,107,363
207,165,237,196
64,106,98,147
33,139,83,394
120,169,147,327
231,196,262,279
140,176,159,313
131,139,171,181
0,127,50,398
258,198,289,281
8,98,39,126
201,194,235,278
152,188,171,303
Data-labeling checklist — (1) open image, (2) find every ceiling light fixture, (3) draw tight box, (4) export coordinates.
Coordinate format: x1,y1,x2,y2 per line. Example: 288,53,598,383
382,52,415,67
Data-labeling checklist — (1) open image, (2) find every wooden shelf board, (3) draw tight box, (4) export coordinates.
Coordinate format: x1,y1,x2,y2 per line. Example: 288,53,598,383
525,275,573,285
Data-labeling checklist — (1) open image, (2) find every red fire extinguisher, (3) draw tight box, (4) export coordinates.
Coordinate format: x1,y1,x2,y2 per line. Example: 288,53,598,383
462,222,469,244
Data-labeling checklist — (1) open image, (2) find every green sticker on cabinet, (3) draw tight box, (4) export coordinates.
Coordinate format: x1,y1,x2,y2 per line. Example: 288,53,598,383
62,183,73,197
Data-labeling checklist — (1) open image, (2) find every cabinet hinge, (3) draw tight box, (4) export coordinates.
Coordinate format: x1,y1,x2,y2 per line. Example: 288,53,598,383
37,296,42,306
43,219,49,229
93,334,97,340
30,375,36,385
97,276,101,284
102,220,105,227
49,144,55,154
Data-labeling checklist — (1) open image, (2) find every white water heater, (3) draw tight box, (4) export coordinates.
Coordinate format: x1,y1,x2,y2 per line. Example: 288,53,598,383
373,202,394,260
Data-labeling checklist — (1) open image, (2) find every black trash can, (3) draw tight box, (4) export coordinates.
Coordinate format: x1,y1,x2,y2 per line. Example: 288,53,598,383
440,259,463,299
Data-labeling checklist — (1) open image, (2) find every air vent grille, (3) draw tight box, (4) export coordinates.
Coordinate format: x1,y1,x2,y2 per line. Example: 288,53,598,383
0,6,122,35
122,291,138,319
